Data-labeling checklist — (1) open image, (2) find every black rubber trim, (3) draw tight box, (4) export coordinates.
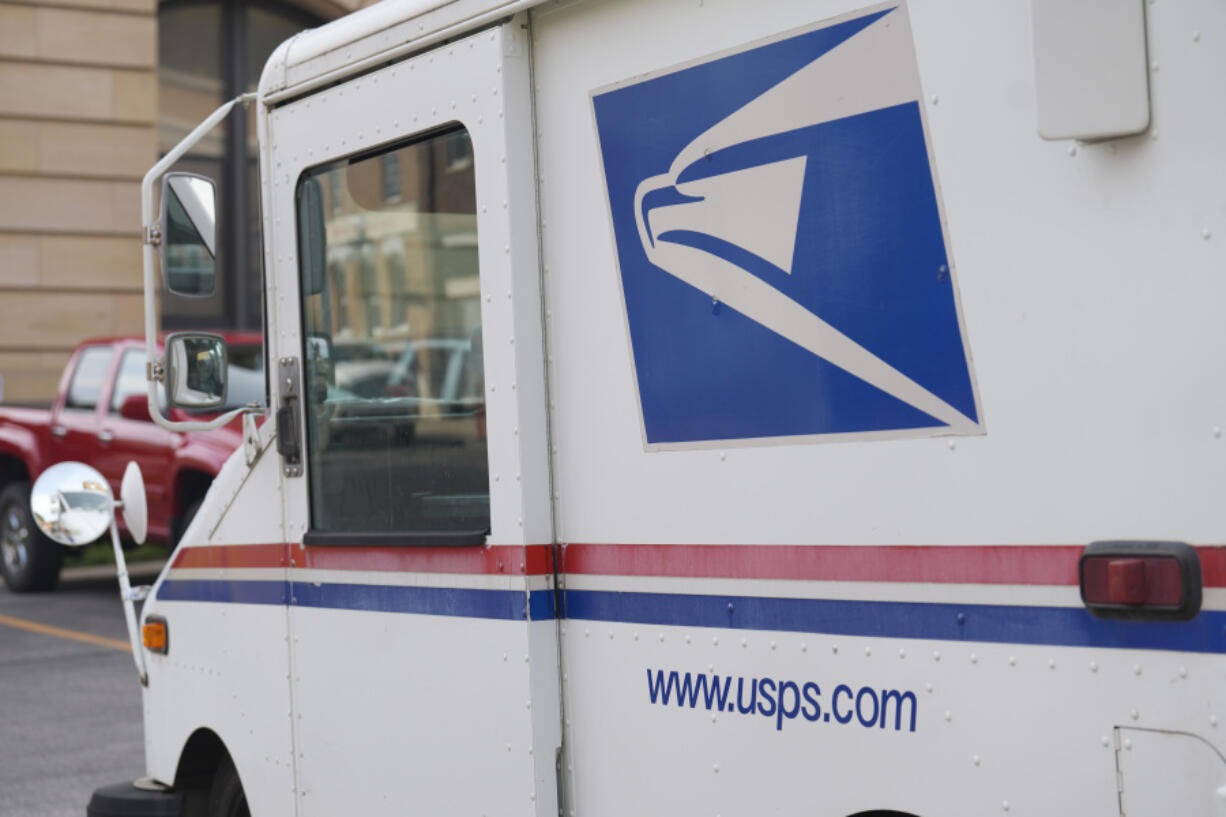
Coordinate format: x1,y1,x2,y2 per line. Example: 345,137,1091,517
1079,540,1202,621
87,781,183,817
302,529,488,547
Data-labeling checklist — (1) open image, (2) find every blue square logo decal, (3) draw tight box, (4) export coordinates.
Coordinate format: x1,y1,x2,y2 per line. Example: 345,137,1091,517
592,4,982,447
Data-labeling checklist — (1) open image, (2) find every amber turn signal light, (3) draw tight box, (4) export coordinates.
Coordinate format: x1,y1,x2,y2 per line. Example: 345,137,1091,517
142,617,169,654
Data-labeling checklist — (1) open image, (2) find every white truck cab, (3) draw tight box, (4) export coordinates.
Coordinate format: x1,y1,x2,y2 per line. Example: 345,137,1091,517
91,1,1226,815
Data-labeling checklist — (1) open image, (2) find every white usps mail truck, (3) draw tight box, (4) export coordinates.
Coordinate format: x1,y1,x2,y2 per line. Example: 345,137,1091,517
88,0,1226,815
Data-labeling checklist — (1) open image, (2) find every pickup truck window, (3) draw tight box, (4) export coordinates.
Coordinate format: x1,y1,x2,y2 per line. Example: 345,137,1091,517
110,349,175,414
111,350,149,413
296,125,488,539
65,346,113,411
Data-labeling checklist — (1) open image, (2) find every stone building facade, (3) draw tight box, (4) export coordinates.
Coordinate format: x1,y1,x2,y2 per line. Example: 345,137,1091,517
0,0,372,402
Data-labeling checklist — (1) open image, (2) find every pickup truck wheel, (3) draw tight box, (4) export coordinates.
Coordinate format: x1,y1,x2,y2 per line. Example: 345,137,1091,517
0,482,62,593
208,755,249,817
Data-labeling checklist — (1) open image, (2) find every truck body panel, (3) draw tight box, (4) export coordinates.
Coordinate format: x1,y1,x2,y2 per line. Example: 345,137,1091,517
0,407,50,477
123,1,1226,815
529,4,1225,814
268,21,560,815
141,426,295,817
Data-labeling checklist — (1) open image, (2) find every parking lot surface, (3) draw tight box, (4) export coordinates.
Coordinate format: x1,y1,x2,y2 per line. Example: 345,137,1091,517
0,564,160,817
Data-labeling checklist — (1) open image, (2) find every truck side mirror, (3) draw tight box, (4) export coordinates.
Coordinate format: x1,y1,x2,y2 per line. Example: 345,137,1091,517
165,332,228,411
30,462,114,547
161,173,217,297
33,461,150,686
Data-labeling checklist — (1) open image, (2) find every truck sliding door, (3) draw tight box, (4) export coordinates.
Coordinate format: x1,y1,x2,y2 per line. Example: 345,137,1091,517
264,19,558,817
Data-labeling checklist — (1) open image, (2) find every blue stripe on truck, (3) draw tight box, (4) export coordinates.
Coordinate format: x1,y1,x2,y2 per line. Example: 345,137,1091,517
158,579,556,621
565,590,1226,653
157,579,1225,652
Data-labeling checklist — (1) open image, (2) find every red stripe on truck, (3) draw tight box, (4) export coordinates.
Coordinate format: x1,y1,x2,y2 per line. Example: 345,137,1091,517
563,543,1226,587
171,543,554,575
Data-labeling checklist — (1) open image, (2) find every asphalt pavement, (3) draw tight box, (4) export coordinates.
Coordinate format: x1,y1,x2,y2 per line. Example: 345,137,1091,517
0,563,162,817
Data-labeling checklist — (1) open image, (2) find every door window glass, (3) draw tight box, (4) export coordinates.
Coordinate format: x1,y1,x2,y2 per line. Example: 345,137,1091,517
296,126,487,536
65,347,113,411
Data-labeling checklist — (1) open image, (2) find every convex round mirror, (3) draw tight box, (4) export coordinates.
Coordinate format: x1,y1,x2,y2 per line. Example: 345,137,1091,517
31,462,113,547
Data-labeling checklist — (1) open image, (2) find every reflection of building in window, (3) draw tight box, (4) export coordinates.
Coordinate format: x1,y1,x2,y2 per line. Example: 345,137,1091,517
330,262,350,337
297,125,487,535
384,240,411,332
165,245,215,295
315,131,479,349
329,169,344,215
361,245,382,336
382,153,401,202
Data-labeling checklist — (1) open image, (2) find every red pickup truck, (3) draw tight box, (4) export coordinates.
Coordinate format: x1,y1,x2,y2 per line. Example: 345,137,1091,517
0,334,263,592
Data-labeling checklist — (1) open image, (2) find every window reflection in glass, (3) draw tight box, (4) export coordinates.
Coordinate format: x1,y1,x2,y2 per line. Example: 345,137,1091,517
297,127,487,535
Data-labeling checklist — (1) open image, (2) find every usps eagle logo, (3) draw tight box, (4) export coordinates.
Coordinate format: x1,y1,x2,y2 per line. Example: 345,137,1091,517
593,4,982,447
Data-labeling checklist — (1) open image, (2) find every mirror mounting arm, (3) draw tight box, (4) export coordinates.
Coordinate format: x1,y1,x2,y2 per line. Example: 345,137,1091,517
32,462,150,686
140,91,257,434
145,398,255,434
109,512,149,686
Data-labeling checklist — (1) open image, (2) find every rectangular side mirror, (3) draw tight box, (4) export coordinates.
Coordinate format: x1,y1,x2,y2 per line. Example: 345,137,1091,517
165,332,228,411
161,173,218,297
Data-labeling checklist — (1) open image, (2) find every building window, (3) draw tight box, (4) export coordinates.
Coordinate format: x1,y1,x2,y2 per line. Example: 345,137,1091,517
330,262,349,336
385,248,409,331
381,153,401,202
158,0,322,333
329,169,343,215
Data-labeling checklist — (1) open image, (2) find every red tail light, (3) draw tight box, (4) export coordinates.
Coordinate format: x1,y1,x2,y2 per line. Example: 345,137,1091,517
1079,542,1201,620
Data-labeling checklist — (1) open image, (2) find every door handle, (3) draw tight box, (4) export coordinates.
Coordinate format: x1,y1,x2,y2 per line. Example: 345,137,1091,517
277,357,303,478
97,430,114,445
51,425,67,439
